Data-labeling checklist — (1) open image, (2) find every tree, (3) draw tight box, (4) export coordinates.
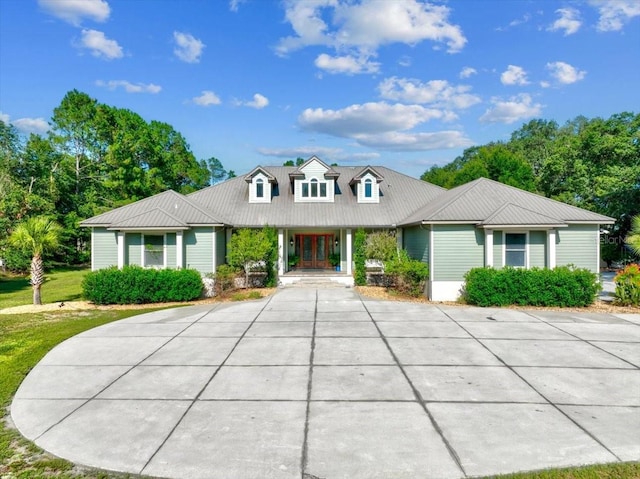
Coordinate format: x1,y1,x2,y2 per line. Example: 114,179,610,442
626,215,640,256
296,157,305,166
227,170,237,179
206,157,227,185
283,160,294,166
9,216,63,304
227,228,273,288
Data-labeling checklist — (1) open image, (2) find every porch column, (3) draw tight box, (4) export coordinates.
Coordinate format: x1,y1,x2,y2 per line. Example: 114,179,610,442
547,229,556,268
176,231,184,268
278,229,284,276
117,231,125,269
211,228,216,272
396,227,403,251
346,229,352,275
485,229,494,267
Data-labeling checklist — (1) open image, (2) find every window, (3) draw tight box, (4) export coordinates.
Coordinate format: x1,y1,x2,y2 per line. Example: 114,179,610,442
320,182,327,197
364,179,372,198
505,233,526,267
144,235,164,268
255,178,264,198
300,178,328,199
311,178,318,197
302,182,309,197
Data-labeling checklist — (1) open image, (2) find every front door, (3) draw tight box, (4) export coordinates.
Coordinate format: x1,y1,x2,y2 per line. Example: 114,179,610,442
298,234,331,269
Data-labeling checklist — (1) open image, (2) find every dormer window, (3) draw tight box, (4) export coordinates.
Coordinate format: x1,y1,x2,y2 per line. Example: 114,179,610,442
256,178,264,198
291,156,337,203
350,166,383,204
244,166,276,204
364,179,373,198
301,178,328,198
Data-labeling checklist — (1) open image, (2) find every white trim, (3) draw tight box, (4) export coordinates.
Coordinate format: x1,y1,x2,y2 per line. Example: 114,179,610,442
503,231,529,268
141,233,166,268
429,280,464,301
117,231,125,269
91,228,95,270
176,231,184,268
485,229,494,267
595,225,601,273
429,226,434,286
278,229,284,276
547,229,556,269
346,229,352,274
212,227,217,272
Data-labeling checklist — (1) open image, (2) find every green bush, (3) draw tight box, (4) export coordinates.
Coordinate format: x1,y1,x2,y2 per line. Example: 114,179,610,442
211,264,240,295
365,231,397,262
353,228,367,286
614,263,640,306
384,250,429,297
82,266,203,304
464,266,600,307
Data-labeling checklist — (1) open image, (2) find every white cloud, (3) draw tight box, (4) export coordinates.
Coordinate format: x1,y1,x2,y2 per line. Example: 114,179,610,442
540,81,551,88
378,77,480,109
459,67,477,79
546,61,587,84
243,93,270,109
95,80,161,93
173,31,205,63
355,130,473,151
479,94,543,124
229,0,246,12
1,112,49,135
549,8,582,35
398,55,412,67
38,0,110,26
276,0,466,60
192,90,221,106
78,29,123,59
500,65,529,86
589,0,640,32
257,146,343,158
314,53,380,75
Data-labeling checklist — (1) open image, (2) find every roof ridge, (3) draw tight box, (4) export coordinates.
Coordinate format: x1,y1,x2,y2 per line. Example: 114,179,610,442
422,178,484,220
482,202,564,224
118,207,188,226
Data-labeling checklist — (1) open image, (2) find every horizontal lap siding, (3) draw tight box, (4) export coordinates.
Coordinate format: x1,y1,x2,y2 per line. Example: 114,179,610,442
403,226,429,263
493,230,503,268
126,233,142,266
92,228,118,270
185,227,214,275
556,225,598,273
433,225,484,281
529,231,546,268
216,228,226,268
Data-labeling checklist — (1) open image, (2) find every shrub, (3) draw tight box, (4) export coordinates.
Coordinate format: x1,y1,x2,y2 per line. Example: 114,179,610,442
82,266,203,304
211,264,240,295
353,228,367,286
614,263,640,306
464,266,600,307
365,231,397,262
227,228,275,288
384,250,429,297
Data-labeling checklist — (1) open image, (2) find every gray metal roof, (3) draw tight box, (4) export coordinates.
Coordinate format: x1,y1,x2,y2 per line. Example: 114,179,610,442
480,203,567,227
187,166,445,228
400,177,614,226
79,190,223,227
107,208,189,230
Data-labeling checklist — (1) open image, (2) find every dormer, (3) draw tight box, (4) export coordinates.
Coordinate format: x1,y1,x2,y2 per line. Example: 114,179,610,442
350,166,383,203
289,156,339,203
244,166,276,203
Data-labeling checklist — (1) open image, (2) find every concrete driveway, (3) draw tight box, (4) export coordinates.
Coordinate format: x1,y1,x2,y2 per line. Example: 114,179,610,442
10,287,640,479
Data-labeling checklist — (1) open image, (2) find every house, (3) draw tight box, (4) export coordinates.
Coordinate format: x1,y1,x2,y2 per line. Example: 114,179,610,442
80,156,614,301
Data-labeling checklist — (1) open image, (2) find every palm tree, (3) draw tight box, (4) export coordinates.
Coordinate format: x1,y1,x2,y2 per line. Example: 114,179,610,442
626,214,640,257
9,216,63,305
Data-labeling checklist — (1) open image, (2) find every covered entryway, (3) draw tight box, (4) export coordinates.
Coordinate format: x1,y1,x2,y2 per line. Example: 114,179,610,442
296,234,333,269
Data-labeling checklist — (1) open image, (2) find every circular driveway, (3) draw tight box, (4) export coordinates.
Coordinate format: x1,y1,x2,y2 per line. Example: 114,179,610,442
11,287,640,479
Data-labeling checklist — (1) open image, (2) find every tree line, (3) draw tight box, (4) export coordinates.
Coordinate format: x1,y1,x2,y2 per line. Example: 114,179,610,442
422,112,640,259
1,90,232,270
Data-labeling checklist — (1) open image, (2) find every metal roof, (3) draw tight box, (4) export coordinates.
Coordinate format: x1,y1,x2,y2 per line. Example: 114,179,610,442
400,178,615,226
107,208,189,230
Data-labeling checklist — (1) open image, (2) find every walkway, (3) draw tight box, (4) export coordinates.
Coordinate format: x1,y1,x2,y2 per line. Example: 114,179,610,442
10,288,640,479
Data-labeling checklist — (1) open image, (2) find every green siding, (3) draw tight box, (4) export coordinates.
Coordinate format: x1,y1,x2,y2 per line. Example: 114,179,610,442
166,233,176,268
433,225,484,281
556,225,598,272
126,233,142,266
185,227,214,274
530,231,546,268
493,230,503,268
403,226,429,263
92,228,118,270
215,228,226,268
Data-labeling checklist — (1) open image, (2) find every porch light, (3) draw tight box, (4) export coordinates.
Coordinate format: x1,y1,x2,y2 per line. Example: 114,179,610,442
290,237,294,247
335,238,339,247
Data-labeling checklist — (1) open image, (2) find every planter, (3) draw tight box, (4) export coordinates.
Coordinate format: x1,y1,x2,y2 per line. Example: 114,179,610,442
335,265,341,272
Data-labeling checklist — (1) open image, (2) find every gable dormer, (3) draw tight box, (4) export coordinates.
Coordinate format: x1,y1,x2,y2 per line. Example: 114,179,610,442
289,156,339,203
244,166,276,203
350,166,383,203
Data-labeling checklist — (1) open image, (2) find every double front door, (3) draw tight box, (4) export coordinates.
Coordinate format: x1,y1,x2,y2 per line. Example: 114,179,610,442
297,234,332,269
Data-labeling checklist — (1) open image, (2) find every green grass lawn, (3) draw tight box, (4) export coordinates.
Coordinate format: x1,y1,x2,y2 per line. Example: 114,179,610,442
0,267,89,309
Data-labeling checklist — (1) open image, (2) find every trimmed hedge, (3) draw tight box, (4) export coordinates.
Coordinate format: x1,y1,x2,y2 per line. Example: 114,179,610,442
464,266,600,307
82,266,203,304
614,263,640,306
384,250,429,297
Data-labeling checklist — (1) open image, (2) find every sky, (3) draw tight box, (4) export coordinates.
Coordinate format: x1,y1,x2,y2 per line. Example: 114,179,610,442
0,0,639,179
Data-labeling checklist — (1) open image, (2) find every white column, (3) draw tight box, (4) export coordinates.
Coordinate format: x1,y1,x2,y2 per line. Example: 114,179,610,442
176,231,184,268
396,228,403,252
278,229,284,276
485,229,494,267
346,229,352,275
211,228,217,272
117,231,125,269
547,229,556,268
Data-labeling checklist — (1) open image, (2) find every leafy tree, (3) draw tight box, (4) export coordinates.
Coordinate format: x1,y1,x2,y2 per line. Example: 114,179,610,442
227,170,237,179
283,160,295,166
206,157,227,185
365,231,397,262
353,228,367,286
9,216,63,304
227,228,273,288
296,157,305,166
626,215,640,256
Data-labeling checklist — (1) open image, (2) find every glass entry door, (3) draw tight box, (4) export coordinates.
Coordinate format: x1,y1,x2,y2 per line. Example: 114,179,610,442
297,234,331,269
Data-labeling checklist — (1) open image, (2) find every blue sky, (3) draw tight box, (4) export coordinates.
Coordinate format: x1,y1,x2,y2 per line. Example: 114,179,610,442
1,0,638,178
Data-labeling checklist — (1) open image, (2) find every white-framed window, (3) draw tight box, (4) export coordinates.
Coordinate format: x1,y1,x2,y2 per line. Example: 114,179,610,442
255,178,264,198
504,232,527,268
143,234,165,268
301,177,328,198
364,178,372,198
